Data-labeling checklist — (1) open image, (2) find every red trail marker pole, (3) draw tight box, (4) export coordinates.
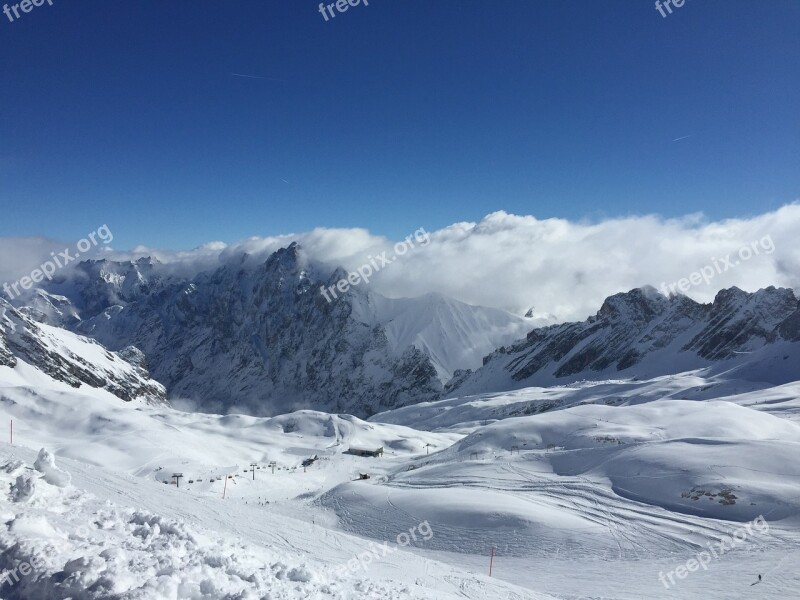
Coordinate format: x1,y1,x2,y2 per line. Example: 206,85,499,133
489,546,494,576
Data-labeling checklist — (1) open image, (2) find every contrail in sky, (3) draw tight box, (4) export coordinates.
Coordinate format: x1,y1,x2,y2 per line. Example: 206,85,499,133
231,73,283,81
672,134,693,142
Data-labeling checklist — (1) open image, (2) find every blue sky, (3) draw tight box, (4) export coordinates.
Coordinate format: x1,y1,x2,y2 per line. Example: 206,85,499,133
1,0,798,250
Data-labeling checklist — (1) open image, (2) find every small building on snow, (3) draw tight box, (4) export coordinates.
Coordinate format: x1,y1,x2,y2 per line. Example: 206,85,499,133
347,446,384,458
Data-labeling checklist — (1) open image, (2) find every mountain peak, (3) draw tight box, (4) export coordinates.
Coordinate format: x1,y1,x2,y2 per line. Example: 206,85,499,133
597,286,670,322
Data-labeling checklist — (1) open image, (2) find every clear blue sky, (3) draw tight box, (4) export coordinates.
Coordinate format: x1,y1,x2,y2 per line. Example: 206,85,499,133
1,0,798,250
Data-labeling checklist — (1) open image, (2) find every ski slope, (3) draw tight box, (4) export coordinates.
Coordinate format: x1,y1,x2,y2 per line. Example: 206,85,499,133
2,352,800,598
0,444,550,600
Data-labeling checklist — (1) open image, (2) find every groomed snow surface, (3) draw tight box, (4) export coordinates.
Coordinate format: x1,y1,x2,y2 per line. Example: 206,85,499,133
1,359,800,598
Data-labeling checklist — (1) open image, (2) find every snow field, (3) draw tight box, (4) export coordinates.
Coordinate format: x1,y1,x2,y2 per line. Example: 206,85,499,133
0,445,547,599
2,350,800,598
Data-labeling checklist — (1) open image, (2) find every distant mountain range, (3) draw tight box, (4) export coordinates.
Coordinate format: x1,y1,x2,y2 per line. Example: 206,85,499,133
5,243,799,418
446,285,800,397
16,244,531,416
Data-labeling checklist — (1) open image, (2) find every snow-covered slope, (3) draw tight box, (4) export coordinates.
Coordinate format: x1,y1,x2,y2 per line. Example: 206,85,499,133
373,370,800,432
0,444,551,600
16,289,82,329
2,354,800,598
359,291,535,382
447,286,800,397
0,298,165,405
0,364,550,599
330,396,800,598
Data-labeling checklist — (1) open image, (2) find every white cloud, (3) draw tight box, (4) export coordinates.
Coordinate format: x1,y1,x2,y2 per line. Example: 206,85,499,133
295,204,800,321
0,236,115,290
2,204,799,322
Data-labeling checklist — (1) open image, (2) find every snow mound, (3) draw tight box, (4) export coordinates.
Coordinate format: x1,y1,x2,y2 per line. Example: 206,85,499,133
33,448,71,488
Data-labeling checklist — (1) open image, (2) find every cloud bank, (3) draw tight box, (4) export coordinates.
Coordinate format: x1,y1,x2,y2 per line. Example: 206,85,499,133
2,204,799,322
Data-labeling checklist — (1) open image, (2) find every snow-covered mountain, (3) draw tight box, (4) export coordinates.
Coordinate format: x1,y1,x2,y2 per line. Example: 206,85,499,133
26,244,531,416
14,241,800,419
448,285,800,397
0,298,166,405
358,291,539,382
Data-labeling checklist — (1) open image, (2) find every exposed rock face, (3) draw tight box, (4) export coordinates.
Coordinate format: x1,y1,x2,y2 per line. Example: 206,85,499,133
449,286,800,396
